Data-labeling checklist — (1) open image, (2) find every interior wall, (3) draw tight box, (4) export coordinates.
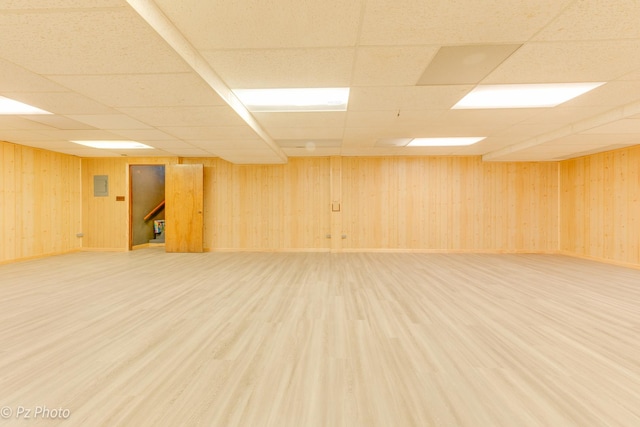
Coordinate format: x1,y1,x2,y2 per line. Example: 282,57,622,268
81,157,177,250
182,157,332,251
560,146,640,267
80,155,559,253
0,141,82,263
341,157,559,251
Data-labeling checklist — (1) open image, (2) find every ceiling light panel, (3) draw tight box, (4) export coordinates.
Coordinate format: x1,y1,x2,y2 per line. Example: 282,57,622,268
70,140,153,149
0,96,51,115
453,83,605,109
233,88,349,112
408,137,486,146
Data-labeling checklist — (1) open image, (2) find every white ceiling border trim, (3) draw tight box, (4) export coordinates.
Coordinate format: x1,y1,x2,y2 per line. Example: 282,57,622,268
483,100,640,162
126,0,287,164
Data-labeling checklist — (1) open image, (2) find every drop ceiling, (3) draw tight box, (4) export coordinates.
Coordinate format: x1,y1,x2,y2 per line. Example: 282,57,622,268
0,0,639,163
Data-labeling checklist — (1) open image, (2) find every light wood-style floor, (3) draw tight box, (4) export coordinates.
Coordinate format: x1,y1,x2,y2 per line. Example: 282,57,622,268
1,250,639,426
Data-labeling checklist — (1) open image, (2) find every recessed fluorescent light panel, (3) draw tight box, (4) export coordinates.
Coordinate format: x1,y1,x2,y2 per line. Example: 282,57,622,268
452,82,605,109
70,140,153,149
408,137,486,147
0,96,52,115
233,88,349,112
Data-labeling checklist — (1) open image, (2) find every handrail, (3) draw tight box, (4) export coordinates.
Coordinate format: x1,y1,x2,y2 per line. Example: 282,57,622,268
144,200,165,221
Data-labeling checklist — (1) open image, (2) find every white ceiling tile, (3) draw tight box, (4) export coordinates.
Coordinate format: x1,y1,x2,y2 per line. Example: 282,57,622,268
48,74,225,108
0,116,54,130
67,114,152,130
484,41,640,83
162,148,214,157
534,0,640,41
19,115,96,130
0,58,68,92
117,106,247,127
31,129,125,141
0,1,123,9
351,46,439,86
191,139,267,151
110,129,179,141
131,139,187,150
253,112,346,129
359,0,573,45
276,139,341,148
347,86,473,112
266,127,344,140
0,8,191,74
346,110,446,130
562,81,640,108
203,48,354,88
0,129,54,141
521,105,619,126
160,126,259,140
154,0,363,49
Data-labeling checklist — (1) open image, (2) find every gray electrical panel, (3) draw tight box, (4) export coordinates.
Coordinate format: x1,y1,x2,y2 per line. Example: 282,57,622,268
93,175,109,197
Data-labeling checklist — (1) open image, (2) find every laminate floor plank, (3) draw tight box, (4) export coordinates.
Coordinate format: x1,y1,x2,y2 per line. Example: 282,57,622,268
0,250,639,426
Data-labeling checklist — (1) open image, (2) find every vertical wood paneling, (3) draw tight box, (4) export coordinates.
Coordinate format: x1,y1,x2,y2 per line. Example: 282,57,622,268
80,155,559,253
0,141,81,263
341,157,558,252
560,145,640,267
182,157,332,251
81,157,176,250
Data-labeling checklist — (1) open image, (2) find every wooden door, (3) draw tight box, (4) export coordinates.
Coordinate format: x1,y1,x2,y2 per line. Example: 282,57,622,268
165,164,203,253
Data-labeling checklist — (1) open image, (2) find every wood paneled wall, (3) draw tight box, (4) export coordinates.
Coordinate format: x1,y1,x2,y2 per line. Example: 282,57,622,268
0,141,82,263
8,140,639,260
182,157,332,251
341,157,559,251
560,146,640,266
81,157,177,250
80,155,559,253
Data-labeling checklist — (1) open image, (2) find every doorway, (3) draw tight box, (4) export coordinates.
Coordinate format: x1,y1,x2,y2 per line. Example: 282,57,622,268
129,165,166,250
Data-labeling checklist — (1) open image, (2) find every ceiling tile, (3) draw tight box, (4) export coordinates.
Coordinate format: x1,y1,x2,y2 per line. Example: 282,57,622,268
417,44,522,85
351,46,439,86
359,0,573,45
0,58,67,92
117,106,247,127
67,114,152,130
48,74,225,108
348,86,473,112
484,41,640,83
0,116,54,130
20,115,96,130
29,129,125,141
154,0,363,49
203,48,354,88
266,127,344,140
0,1,123,9
534,0,640,41
253,112,346,129
0,8,191,74
160,126,259,140
110,129,179,141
